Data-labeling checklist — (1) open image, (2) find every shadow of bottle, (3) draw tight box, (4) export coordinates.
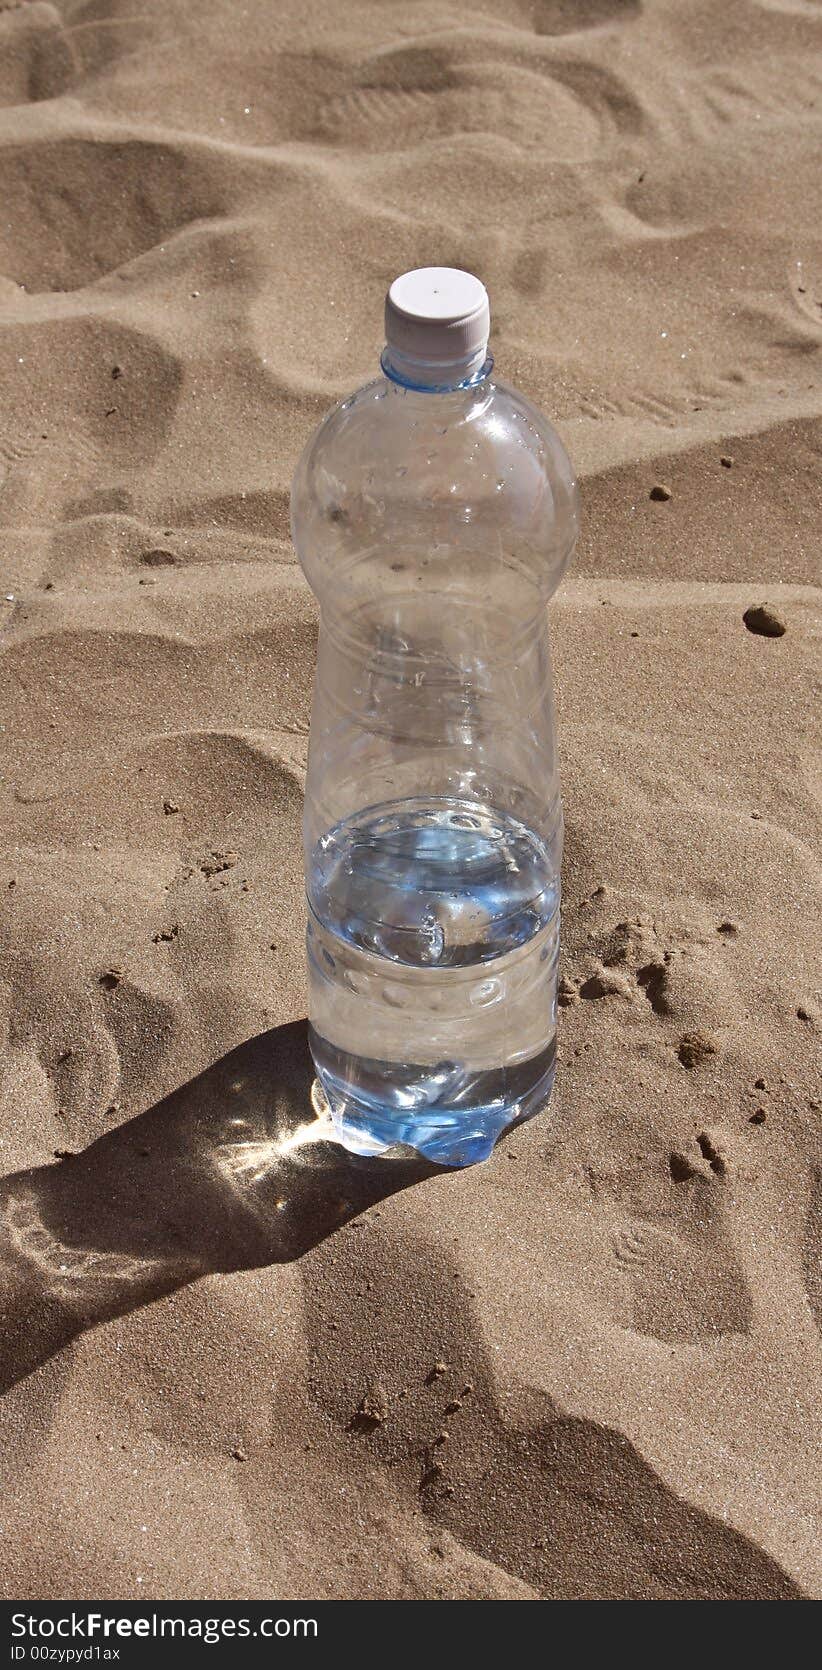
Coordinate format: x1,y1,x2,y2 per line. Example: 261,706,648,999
0,1018,807,1598
0,1019,439,1395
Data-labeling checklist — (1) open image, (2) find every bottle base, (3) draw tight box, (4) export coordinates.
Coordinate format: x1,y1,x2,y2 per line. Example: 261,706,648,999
309,1029,556,1167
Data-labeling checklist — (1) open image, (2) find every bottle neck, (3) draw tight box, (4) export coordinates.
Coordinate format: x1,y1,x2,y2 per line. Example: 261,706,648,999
380,342,494,393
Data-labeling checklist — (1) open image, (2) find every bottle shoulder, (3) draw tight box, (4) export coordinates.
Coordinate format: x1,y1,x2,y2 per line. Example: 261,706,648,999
291,374,579,605
296,375,575,480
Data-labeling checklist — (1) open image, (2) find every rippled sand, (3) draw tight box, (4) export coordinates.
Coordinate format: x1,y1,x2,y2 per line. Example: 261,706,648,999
0,0,819,1600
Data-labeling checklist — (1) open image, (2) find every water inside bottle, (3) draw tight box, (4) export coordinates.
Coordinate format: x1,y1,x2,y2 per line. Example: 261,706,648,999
307,797,559,1165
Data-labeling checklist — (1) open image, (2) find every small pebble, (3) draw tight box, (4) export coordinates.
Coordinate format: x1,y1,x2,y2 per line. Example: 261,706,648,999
355,1383,388,1427
649,483,672,501
162,799,179,815
749,1109,766,1125
720,455,734,468
743,604,786,638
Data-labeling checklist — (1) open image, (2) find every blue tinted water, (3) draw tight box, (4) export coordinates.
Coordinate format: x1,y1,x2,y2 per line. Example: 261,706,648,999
307,799,559,1165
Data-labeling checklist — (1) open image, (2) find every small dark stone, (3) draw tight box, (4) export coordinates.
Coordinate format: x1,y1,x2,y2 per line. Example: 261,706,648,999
111,365,123,380
749,1109,766,1125
743,604,786,638
754,1077,767,1090
797,1005,813,1022
720,455,734,468
162,799,179,815
99,968,123,990
649,483,672,502
231,1444,247,1461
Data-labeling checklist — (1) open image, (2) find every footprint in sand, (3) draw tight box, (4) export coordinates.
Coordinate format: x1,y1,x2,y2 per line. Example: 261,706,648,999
1,1190,162,1301
568,906,734,1035
613,1164,752,1343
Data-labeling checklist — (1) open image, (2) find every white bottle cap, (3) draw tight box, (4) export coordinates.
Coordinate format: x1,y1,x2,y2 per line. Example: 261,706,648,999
383,267,490,387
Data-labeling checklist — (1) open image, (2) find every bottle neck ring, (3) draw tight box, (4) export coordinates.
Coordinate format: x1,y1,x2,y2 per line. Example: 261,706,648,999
380,343,493,393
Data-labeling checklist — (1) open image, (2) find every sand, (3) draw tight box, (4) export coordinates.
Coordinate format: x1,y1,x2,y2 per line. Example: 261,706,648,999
0,0,819,1603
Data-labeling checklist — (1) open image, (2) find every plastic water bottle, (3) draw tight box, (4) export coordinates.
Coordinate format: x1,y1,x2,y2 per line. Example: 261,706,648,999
291,268,578,1166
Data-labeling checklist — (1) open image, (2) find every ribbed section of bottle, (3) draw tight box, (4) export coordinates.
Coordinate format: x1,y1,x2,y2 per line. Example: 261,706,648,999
303,606,562,1165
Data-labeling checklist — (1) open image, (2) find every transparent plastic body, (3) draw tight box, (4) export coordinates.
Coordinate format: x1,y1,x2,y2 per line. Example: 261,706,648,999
291,357,579,1165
